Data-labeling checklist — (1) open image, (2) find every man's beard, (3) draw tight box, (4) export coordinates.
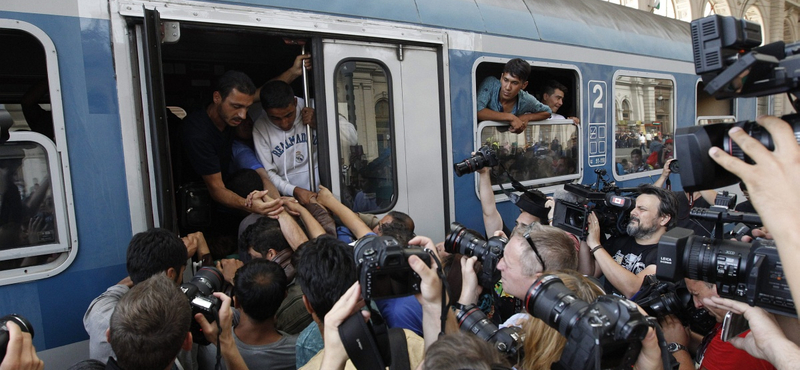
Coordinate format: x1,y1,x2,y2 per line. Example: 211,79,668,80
626,216,660,240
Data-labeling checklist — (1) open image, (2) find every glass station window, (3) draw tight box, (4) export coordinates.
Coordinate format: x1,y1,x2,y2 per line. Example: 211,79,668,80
614,75,674,176
334,60,396,213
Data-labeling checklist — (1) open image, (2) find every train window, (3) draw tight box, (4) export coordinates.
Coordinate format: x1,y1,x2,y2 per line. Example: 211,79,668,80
613,75,674,176
474,60,581,191
478,121,580,188
334,60,396,212
0,24,75,284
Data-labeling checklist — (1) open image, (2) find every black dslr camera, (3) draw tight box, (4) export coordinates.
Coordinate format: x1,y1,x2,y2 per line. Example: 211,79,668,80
444,222,507,290
353,235,431,300
678,15,800,191
180,266,223,344
525,275,652,370
657,227,795,317
0,314,33,362
634,275,717,335
454,145,499,177
455,305,524,362
552,170,636,239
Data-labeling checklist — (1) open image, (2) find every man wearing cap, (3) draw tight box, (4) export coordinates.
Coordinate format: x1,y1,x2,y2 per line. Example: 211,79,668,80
476,166,550,238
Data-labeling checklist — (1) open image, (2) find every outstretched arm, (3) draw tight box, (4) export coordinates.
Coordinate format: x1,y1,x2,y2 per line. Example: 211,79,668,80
477,168,503,236
316,185,372,239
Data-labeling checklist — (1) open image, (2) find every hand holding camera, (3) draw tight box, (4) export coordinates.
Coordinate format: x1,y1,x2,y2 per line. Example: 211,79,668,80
323,282,368,370
0,316,41,370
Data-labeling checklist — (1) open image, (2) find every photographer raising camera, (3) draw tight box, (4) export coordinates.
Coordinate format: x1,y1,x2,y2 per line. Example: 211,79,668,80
579,185,678,298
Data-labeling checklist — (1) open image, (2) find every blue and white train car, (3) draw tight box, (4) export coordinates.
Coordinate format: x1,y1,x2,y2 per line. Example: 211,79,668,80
0,0,752,364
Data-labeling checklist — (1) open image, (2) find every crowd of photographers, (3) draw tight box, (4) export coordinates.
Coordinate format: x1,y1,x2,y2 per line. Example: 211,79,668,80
0,114,794,370
6,17,800,370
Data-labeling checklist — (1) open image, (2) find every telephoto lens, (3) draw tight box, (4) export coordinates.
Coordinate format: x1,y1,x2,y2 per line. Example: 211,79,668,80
0,314,33,361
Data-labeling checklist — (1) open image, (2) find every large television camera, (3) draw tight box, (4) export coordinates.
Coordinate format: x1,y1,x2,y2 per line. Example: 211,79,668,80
656,227,795,317
552,169,636,239
526,275,653,370
678,15,800,191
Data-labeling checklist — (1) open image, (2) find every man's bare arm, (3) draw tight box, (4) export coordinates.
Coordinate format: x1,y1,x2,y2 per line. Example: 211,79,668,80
477,168,503,236
316,186,372,238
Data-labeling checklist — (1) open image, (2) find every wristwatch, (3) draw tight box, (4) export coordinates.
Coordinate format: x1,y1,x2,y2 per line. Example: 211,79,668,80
667,342,687,353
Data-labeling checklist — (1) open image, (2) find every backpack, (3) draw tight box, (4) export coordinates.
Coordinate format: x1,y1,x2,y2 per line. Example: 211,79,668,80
646,151,659,167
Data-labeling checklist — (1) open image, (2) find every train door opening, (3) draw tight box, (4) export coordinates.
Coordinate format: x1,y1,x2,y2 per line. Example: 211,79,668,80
131,10,447,246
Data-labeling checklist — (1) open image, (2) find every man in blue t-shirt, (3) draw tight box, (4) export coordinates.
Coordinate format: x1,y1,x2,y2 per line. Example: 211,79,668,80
476,58,551,134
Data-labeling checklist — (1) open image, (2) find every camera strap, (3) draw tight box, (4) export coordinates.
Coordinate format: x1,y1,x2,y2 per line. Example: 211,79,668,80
388,328,410,370
424,249,450,338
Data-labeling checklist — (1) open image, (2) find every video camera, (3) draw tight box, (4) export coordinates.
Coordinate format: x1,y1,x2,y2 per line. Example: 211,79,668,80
526,275,652,370
678,14,800,191
656,227,795,317
353,235,432,300
180,266,223,345
444,222,507,290
552,169,637,239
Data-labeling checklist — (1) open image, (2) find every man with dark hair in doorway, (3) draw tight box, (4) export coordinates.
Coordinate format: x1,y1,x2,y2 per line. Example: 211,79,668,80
83,228,209,366
476,58,552,134
542,79,580,124
253,80,319,206
579,184,678,298
181,56,310,237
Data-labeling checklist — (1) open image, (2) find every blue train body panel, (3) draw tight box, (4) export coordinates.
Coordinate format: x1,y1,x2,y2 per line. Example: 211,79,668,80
0,10,131,350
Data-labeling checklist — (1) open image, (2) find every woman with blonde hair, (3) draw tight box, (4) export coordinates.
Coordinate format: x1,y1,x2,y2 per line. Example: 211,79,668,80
518,269,604,370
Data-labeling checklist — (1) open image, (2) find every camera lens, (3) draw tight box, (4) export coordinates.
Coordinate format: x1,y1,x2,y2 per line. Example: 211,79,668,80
458,307,499,342
181,266,223,299
454,154,486,177
524,275,588,336
668,159,680,173
564,208,585,228
684,236,749,288
0,314,33,361
722,120,800,164
444,222,498,260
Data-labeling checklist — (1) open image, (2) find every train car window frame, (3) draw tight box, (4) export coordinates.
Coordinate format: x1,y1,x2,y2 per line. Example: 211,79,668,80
333,58,398,214
612,70,676,181
474,120,581,200
472,57,583,199
0,20,77,285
